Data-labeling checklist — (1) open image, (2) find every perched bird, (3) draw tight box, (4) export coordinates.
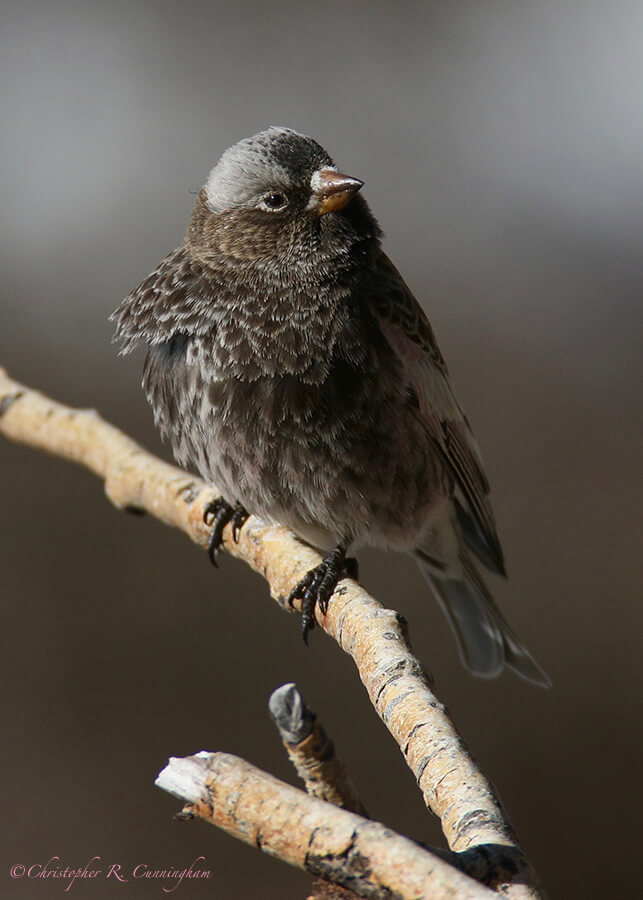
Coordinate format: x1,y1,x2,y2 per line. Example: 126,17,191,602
112,127,549,686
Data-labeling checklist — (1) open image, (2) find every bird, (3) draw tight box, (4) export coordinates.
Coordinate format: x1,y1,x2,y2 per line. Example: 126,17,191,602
111,126,550,687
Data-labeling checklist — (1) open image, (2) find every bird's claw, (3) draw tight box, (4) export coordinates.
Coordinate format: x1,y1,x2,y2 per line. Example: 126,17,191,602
230,506,250,543
288,544,351,643
203,498,249,566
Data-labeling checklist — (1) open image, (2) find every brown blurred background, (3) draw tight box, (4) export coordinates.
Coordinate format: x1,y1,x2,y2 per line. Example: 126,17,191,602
1,2,641,897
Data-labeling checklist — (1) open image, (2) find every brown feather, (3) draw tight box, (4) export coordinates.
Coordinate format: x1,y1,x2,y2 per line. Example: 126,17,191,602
371,251,505,574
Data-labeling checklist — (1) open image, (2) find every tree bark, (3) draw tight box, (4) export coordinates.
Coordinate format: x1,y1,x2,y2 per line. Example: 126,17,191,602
157,751,496,900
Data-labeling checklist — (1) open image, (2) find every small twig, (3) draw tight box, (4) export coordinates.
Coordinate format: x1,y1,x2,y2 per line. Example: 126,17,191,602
270,685,366,900
156,751,496,900
269,683,367,816
270,683,366,900
0,368,545,899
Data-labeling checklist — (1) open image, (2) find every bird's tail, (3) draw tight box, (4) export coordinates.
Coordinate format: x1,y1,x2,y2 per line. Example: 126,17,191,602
415,550,551,687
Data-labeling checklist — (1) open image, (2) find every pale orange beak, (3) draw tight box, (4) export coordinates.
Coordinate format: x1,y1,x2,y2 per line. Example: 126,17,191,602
310,168,364,215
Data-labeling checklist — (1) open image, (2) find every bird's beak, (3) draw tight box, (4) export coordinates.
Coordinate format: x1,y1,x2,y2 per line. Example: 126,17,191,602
310,168,364,215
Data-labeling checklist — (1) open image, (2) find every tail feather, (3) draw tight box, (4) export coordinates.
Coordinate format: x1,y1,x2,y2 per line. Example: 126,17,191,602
415,550,551,688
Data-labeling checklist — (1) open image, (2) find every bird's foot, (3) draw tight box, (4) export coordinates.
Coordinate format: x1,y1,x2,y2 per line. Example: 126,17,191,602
288,543,352,643
203,498,249,566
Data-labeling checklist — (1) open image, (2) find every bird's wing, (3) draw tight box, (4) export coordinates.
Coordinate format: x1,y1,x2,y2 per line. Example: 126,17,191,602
110,244,218,354
371,251,505,574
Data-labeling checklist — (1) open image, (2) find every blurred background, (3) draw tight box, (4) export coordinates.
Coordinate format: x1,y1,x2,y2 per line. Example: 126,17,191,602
1,1,641,897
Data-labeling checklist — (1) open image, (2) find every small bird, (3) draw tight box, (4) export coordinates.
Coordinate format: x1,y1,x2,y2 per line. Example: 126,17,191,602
112,127,549,686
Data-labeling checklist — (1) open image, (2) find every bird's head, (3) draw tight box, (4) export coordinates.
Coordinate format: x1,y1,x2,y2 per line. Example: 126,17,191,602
187,127,380,278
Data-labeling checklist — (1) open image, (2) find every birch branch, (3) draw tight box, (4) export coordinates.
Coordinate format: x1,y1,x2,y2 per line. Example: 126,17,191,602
269,683,367,899
156,751,495,900
269,683,368,816
0,367,545,899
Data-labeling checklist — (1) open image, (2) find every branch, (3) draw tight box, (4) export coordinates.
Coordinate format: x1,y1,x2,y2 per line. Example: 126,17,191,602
0,367,545,898
156,751,496,900
269,683,368,817
267,684,470,900
270,683,367,900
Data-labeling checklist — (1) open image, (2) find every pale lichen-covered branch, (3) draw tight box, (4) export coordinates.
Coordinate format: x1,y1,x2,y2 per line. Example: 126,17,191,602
156,751,496,900
0,368,545,899
269,683,368,899
269,682,368,816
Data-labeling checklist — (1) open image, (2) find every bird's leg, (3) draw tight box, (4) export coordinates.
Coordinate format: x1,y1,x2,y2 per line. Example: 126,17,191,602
203,498,249,566
289,542,353,643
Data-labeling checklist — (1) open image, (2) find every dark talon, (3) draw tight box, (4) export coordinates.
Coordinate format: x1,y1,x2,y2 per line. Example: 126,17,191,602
301,592,316,645
288,543,350,643
203,498,249,566
231,506,250,543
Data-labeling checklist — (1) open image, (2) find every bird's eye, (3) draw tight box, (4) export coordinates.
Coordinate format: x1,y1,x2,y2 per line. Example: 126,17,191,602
262,192,288,211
